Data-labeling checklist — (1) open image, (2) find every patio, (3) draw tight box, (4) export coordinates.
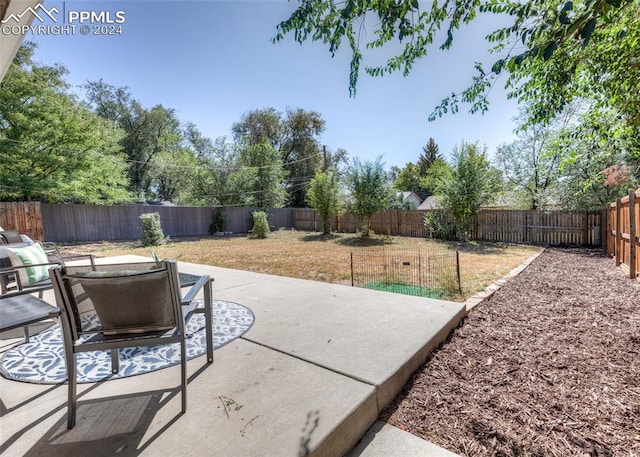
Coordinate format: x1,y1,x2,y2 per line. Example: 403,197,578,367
1,255,465,456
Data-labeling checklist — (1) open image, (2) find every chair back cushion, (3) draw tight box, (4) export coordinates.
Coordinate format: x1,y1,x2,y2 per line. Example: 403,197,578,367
64,265,177,335
7,243,49,285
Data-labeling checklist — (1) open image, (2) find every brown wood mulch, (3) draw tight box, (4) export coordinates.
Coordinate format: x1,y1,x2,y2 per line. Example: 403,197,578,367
381,248,640,457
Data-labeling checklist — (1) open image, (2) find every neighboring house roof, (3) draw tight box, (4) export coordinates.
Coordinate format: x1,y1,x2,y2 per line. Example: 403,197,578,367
397,191,423,205
418,196,442,210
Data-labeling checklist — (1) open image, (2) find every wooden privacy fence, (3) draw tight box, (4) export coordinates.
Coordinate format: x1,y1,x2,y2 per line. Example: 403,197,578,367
293,208,602,246
0,201,44,241
606,188,640,280
474,210,603,246
0,201,602,247
293,209,429,237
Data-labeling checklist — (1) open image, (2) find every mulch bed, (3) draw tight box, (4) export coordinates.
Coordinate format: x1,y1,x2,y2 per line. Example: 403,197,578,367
381,248,640,456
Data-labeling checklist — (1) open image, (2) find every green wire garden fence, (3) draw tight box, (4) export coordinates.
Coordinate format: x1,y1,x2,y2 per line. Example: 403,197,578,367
350,248,461,299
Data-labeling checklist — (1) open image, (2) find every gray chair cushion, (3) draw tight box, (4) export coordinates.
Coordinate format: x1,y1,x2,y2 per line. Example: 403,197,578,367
70,269,175,334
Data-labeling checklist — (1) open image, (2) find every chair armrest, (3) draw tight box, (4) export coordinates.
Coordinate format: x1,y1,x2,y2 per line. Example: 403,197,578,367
59,253,96,267
1,282,53,299
0,262,58,293
0,262,59,277
181,275,210,304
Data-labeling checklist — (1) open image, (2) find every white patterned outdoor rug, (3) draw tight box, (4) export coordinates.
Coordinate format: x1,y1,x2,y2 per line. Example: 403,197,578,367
0,300,254,384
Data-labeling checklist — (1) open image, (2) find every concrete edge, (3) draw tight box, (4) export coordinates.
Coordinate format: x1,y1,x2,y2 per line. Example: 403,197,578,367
464,247,546,313
376,303,468,412
312,391,379,457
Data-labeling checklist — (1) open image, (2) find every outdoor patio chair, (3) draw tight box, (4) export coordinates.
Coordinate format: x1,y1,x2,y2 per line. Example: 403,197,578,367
49,260,212,429
0,242,95,297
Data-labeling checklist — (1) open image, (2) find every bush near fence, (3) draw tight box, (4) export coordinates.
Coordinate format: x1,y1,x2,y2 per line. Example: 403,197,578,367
1,202,603,247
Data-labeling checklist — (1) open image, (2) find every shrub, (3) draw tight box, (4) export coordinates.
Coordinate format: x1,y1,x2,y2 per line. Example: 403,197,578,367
251,211,270,239
140,212,167,246
209,209,229,235
424,210,462,241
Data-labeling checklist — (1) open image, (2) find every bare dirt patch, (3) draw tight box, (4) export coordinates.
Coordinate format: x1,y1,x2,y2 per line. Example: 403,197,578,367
382,248,640,456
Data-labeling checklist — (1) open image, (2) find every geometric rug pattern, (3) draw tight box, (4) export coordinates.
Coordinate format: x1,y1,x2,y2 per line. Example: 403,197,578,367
0,300,253,384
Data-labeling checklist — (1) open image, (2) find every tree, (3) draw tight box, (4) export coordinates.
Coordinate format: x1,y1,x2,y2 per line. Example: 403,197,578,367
0,43,131,203
347,157,392,237
149,148,198,202
307,168,342,234
494,105,579,210
553,109,638,209
84,80,184,198
233,107,327,207
182,137,256,207
437,141,498,240
231,108,283,148
393,162,422,194
418,138,442,176
420,159,452,197
280,108,326,207
274,1,639,128
239,140,288,208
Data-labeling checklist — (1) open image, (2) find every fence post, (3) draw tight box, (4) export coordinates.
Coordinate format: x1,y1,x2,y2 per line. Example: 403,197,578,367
456,251,462,295
615,198,622,266
601,208,607,253
629,190,636,279
350,252,354,287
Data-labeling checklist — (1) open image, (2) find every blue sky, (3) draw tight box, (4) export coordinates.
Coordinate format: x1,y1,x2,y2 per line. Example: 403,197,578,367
26,0,520,169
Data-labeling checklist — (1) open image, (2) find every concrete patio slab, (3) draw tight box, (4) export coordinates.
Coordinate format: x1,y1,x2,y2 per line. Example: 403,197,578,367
1,255,466,457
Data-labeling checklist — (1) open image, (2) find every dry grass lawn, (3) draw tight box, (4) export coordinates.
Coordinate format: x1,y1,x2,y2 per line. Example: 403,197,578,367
61,230,541,301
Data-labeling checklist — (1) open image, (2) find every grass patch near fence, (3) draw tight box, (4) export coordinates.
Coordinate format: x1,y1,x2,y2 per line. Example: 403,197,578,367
60,230,542,301
362,282,448,299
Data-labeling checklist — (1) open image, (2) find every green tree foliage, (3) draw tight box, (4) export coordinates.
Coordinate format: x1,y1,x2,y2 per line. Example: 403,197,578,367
307,168,342,234
240,141,288,208
418,137,442,176
420,159,452,197
84,80,185,199
394,138,443,198
232,107,327,207
274,0,639,129
496,101,638,210
281,108,326,206
149,148,199,203
251,210,270,238
494,106,573,210
392,162,422,194
347,157,392,237
183,137,256,207
437,141,499,240
139,212,167,246
0,43,131,203
554,109,638,209
232,108,283,148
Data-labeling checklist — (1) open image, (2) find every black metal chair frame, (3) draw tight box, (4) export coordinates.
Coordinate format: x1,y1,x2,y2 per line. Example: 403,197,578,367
49,260,214,429
0,285,60,342
0,252,96,296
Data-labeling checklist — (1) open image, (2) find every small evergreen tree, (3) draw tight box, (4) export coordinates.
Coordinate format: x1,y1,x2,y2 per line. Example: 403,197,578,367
418,137,442,176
